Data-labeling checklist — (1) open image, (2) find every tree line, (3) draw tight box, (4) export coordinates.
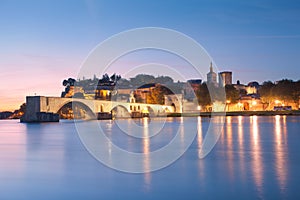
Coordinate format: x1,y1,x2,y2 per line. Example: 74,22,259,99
196,79,300,109
258,79,300,105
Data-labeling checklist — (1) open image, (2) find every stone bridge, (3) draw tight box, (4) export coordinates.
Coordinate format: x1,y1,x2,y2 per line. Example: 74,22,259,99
22,96,177,122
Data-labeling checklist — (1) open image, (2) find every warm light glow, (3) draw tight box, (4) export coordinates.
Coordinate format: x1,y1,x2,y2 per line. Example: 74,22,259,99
142,118,151,189
274,115,287,192
225,116,234,178
226,116,232,124
197,116,202,152
275,115,281,136
237,116,245,179
250,115,263,193
275,100,281,104
197,116,205,178
252,115,258,143
252,100,257,106
142,107,149,114
226,100,231,104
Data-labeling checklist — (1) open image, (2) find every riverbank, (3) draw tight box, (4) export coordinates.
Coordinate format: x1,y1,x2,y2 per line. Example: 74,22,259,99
167,110,300,117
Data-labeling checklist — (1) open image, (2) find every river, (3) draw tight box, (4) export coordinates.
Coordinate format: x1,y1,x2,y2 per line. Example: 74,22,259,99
0,116,300,199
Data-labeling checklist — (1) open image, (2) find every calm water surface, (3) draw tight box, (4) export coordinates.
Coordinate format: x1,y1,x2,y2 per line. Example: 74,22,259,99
0,116,300,200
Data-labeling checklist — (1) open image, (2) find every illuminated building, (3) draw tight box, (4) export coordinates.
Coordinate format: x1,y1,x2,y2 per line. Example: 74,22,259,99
218,71,232,87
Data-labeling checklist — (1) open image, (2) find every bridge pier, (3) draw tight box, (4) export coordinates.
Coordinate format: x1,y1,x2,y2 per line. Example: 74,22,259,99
21,96,60,122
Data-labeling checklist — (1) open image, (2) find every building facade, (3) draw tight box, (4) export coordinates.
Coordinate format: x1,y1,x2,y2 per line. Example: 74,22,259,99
218,71,232,87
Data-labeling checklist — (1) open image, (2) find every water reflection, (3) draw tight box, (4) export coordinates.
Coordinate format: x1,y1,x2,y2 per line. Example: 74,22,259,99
226,116,234,179
250,116,263,196
237,116,244,148
237,116,245,180
26,123,66,177
274,115,287,194
142,118,151,190
197,117,203,152
0,121,27,180
197,117,205,178
105,121,113,160
179,117,185,150
0,117,298,199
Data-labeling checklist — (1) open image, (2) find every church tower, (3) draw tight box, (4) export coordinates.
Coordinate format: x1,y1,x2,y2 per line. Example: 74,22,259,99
207,62,217,85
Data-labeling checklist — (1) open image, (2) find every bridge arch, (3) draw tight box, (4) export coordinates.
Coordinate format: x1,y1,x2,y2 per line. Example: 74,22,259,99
111,105,131,118
146,106,156,116
57,101,96,119
171,103,176,112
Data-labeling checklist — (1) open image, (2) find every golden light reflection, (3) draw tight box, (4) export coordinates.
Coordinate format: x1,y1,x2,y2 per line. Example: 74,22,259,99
275,115,281,136
238,116,244,147
197,116,203,150
179,117,185,149
274,115,287,193
252,116,258,145
237,116,245,180
142,118,151,189
226,116,233,142
250,115,263,194
197,116,205,180
106,121,113,157
226,116,234,179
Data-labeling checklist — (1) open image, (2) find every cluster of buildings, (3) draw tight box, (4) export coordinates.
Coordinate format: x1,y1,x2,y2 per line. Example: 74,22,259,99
205,63,299,111
61,62,299,112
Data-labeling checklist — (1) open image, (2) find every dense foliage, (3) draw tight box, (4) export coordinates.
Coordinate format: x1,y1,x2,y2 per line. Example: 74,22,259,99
259,79,300,105
146,85,174,105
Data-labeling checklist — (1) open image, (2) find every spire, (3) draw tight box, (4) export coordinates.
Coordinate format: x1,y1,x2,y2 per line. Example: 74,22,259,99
210,62,213,72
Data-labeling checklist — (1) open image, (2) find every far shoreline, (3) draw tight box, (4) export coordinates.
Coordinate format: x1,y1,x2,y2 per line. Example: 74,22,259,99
168,110,300,117
1,110,300,121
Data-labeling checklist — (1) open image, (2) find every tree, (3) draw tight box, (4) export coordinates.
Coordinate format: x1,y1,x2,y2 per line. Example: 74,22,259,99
130,74,155,86
294,80,300,107
239,89,247,97
98,73,121,85
116,78,131,88
62,78,77,97
258,81,275,105
147,85,173,104
101,74,110,83
196,83,211,108
62,78,76,87
225,85,240,103
274,79,294,104
155,76,174,84
63,79,69,86
259,79,300,109
110,73,121,83
19,103,26,114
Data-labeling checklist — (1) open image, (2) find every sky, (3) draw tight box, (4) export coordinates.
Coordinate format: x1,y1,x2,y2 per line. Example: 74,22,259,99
0,0,300,111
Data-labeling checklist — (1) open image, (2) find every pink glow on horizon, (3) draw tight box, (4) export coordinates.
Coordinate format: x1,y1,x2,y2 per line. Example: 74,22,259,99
0,54,81,111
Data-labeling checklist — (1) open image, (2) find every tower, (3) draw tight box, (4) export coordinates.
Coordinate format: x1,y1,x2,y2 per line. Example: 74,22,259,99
207,62,217,85
218,71,232,87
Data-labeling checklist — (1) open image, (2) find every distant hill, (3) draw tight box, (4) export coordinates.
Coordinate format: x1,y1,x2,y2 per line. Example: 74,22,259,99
0,111,13,119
